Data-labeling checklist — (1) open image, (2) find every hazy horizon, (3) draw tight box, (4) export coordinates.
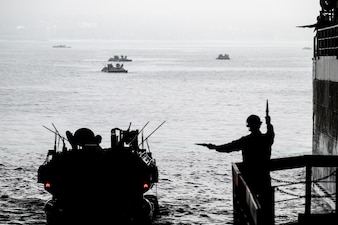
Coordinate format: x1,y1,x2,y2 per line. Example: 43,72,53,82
1,0,320,43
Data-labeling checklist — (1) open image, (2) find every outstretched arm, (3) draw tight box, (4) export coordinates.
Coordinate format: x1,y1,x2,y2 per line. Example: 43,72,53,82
195,141,241,153
195,143,222,150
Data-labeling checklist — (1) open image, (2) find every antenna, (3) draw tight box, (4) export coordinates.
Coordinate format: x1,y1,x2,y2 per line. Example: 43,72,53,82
138,121,166,147
43,125,68,143
52,123,61,149
129,121,149,145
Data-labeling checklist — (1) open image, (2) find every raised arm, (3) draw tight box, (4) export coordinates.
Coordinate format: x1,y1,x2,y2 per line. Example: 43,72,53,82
265,115,275,144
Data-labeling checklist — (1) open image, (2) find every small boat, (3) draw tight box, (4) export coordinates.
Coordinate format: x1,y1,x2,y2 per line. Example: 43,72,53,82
38,126,159,224
101,63,128,73
216,54,230,60
52,45,71,48
109,55,132,62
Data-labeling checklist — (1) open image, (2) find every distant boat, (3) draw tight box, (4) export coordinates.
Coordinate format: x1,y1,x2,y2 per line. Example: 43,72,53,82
52,45,71,48
108,55,132,62
216,54,230,60
303,47,312,50
101,63,128,73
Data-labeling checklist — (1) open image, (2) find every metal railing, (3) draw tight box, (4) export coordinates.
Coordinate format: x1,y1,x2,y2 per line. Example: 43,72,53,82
315,24,338,57
232,155,338,225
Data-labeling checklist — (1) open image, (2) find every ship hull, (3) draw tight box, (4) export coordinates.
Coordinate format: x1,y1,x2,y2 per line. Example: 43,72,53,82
313,55,338,194
44,194,158,225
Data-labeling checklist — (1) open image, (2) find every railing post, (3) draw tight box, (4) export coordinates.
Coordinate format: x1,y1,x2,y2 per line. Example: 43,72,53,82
271,187,275,225
305,165,312,215
232,164,242,225
232,166,238,225
314,36,317,58
336,167,338,215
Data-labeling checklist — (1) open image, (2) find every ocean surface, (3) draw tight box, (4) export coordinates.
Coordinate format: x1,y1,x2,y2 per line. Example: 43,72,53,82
0,40,327,224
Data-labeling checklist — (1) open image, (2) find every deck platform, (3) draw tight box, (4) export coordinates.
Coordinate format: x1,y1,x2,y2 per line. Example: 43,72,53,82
232,155,338,225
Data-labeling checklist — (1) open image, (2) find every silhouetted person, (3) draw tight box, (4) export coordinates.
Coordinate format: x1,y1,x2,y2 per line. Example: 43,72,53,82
199,114,274,222
66,128,102,150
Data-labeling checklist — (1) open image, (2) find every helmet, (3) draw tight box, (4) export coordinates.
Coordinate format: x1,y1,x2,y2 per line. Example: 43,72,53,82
246,115,262,128
74,128,101,146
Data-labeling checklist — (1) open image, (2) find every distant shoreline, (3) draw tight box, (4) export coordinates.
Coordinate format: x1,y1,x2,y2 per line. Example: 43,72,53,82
0,39,313,48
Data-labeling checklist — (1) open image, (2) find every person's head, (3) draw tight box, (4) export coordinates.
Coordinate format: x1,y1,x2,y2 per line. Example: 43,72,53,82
74,128,102,147
246,115,262,131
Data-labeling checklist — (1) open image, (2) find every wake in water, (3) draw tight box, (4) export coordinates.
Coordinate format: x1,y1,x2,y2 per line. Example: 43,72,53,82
0,163,46,225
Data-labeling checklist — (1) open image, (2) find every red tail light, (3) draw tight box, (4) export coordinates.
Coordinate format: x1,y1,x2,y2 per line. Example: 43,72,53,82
143,183,149,190
45,182,51,189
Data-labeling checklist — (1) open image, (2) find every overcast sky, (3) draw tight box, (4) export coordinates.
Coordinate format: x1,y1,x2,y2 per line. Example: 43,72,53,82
0,0,321,42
